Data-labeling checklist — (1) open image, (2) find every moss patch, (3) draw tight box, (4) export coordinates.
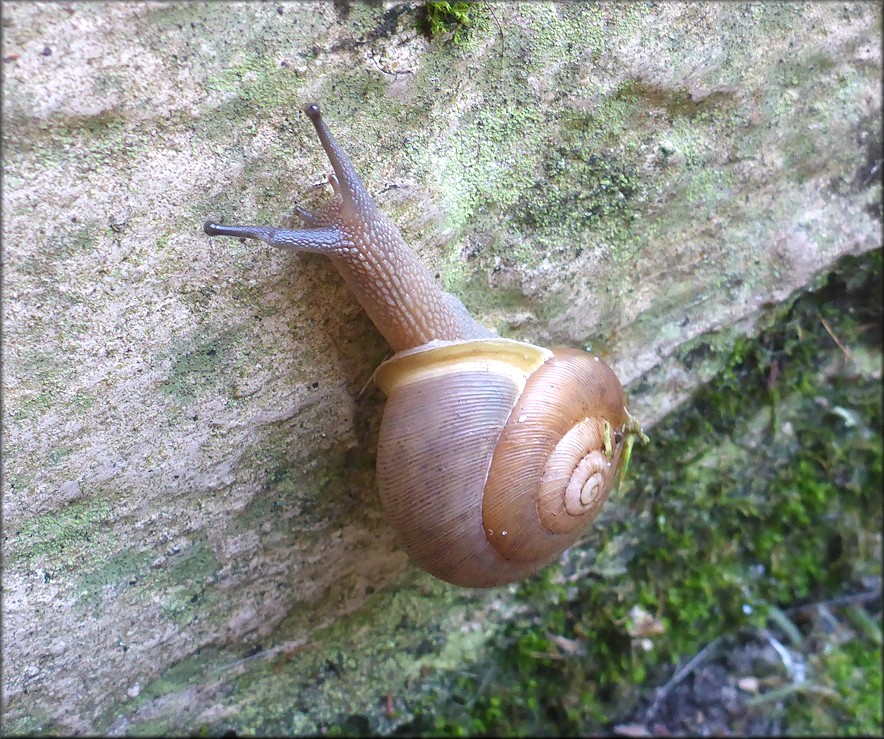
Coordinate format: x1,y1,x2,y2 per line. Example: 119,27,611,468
73,538,224,627
160,329,241,403
513,109,643,258
74,548,156,609
417,2,484,44
5,497,116,573
107,570,493,736
153,540,224,627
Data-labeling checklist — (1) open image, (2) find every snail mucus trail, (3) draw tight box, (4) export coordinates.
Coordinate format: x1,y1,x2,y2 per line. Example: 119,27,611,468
204,103,647,588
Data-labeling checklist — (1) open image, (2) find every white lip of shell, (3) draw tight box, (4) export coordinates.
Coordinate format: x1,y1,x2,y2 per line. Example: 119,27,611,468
374,337,552,395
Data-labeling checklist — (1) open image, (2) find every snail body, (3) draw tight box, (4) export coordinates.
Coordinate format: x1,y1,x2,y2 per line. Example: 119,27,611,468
204,104,644,588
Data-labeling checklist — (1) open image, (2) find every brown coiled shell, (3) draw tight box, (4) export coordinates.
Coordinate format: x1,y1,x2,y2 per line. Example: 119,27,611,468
374,338,629,587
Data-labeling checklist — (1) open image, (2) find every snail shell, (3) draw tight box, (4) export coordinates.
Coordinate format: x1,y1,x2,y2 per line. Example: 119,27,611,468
374,338,628,587
204,103,643,588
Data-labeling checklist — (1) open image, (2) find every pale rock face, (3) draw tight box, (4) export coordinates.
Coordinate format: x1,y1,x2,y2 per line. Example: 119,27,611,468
2,2,881,734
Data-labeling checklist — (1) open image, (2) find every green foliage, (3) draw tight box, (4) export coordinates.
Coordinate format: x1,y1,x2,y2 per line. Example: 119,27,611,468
403,248,883,735
779,629,883,735
420,2,481,43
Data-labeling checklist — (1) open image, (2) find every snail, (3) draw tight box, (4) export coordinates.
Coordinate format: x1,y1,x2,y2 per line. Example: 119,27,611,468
204,103,646,588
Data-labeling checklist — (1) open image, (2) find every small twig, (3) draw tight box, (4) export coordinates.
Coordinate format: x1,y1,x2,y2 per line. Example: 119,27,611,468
646,636,722,719
357,372,378,400
481,0,506,80
209,639,317,676
784,588,882,615
820,316,854,363
357,350,392,399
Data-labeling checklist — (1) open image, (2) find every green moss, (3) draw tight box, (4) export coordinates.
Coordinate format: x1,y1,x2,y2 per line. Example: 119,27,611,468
782,638,883,735
154,540,223,626
6,269,95,424
7,347,75,422
6,497,115,572
418,2,484,44
14,223,100,284
233,429,378,536
160,329,242,403
75,540,222,642
74,549,156,606
390,248,882,735
131,649,219,715
204,54,302,117
513,127,642,257
0,705,58,736
422,93,650,273
113,569,489,736
4,111,132,184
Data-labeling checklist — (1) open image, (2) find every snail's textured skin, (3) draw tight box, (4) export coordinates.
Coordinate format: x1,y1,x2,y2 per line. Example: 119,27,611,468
204,104,638,587
205,104,491,353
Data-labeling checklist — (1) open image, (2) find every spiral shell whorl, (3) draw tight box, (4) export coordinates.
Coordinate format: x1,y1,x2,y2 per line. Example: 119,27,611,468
544,424,612,519
481,349,628,565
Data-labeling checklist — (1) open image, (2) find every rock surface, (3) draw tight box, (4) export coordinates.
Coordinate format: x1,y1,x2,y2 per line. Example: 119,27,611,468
2,2,880,734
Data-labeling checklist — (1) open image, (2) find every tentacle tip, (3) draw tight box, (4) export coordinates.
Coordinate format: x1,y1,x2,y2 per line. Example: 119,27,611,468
203,220,221,236
304,103,321,121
